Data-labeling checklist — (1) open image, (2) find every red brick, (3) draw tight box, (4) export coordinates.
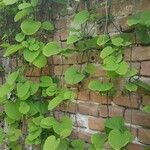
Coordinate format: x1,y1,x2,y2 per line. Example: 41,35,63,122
88,116,105,132
141,61,150,76
26,68,41,77
109,105,124,117
98,105,109,117
91,64,106,77
78,102,99,117
138,128,150,145
125,109,150,127
53,65,69,75
113,94,139,108
90,91,111,104
58,102,76,113
125,46,150,61
142,95,150,106
62,53,78,64
52,56,62,65
78,89,90,101
128,143,146,150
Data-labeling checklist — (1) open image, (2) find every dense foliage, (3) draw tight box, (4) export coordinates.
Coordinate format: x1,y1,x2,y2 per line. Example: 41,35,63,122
0,0,150,150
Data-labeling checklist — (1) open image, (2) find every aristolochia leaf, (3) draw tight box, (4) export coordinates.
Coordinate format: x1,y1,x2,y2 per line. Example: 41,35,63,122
21,19,41,35
19,102,30,114
43,136,60,150
64,66,85,85
43,42,61,57
100,46,114,59
115,61,128,75
15,32,25,42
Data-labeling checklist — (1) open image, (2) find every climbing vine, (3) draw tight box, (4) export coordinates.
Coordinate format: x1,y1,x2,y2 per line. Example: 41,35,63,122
0,0,150,150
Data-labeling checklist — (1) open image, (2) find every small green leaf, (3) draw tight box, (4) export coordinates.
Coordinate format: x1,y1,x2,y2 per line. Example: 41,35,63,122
115,61,128,75
46,83,57,96
18,2,31,10
125,83,138,92
71,139,85,150
97,35,109,46
4,44,23,57
100,46,114,59
43,136,60,150
73,10,89,25
8,129,21,142
40,117,56,129
67,34,81,45
112,37,124,46
15,33,25,42
42,21,54,31
84,63,96,75
6,70,19,85
4,102,22,121
64,66,85,85
21,19,41,35
43,42,61,57
19,102,30,114
32,54,47,68
88,80,113,92
143,105,150,113
40,76,53,87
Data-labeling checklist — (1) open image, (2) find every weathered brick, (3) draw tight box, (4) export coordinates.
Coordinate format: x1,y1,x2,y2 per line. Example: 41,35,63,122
138,128,150,145
125,46,150,61
125,109,150,127
78,102,99,117
53,65,69,75
88,116,105,131
142,95,150,106
58,102,76,113
26,68,41,77
113,94,139,108
60,29,68,41
109,105,124,117
128,143,146,150
78,88,90,101
55,18,67,30
141,61,150,76
52,56,62,65
98,105,109,117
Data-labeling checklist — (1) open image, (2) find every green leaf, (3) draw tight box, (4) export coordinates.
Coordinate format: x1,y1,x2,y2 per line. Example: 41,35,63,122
19,102,30,114
32,54,47,68
67,34,80,45
15,33,25,42
91,133,107,150
143,105,150,113
21,19,41,35
64,66,85,85
17,81,31,99
88,80,113,92
40,117,56,129
124,68,138,77
43,136,60,150
53,116,73,138
42,21,54,31
97,35,109,46
43,42,61,57
4,102,22,121
112,37,124,46
46,83,57,96
84,63,96,74
8,129,21,142
125,83,138,92
23,49,40,63
18,2,31,10
102,59,119,71
105,117,124,130
63,90,76,100
14,8,33,22
100,46,114,59
73,10,89,25
135,80,150,92
71,139,85,150
108,129,132,150
115,61,128,75
40,76,53,87
4,44,23,57
30,82,39,95
3,0,18,5
6,70,19,85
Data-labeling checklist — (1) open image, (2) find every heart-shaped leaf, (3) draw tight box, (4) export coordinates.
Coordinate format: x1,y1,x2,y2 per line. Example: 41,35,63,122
42,21,54,31
21,19,41,35
115,61,128,75
19,102,30,114
100,46,114,59
64,66,85,85
67,34,81,45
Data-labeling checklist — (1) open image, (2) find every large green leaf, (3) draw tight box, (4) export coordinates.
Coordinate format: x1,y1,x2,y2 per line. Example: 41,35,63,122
43,42,61,57
43,136,60,150
4,44,23,57
64,66,85,85
32,54,47,68
108,129,132,150
4,102,22,121
3,0,18,5
21,19,41,35
88,80,113,92
73,10,89,25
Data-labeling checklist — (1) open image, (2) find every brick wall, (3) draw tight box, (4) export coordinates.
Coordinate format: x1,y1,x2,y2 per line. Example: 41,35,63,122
0,0,150,149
